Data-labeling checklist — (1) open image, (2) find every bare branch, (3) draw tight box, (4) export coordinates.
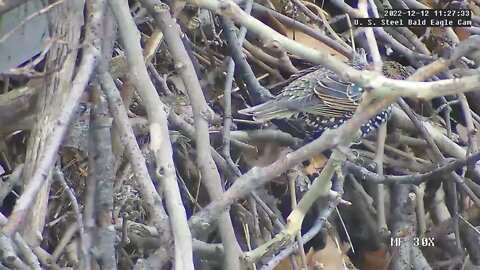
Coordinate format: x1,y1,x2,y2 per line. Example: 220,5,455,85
109,0,193,268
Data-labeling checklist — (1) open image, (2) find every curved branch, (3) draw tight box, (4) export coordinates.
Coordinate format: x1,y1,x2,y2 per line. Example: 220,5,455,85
186,0,480,99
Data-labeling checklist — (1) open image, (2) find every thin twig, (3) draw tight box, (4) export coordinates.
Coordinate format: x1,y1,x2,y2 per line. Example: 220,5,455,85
53,169,88,268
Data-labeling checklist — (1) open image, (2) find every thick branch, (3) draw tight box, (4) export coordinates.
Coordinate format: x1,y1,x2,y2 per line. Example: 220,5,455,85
3,0,100,236
187,0,480,99
139,0,242,268
189,98,392,232
109,0,193,268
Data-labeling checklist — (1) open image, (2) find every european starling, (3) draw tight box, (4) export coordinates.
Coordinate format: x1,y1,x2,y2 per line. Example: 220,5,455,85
239,58,408,141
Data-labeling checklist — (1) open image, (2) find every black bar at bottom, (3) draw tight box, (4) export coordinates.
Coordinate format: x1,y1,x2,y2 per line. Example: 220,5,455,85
353,17,472,27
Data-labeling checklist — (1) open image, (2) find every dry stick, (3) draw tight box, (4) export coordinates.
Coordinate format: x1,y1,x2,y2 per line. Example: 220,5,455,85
19,0,85,247
222,16,273,105
261,173,347,270
457,93,479,251
100,68,172,245
243,41,299,74
440,96,454,139
450,181,463,253
386,27,431,55
101,3,124,173
84,91,97,270
459,94,479,155
53,169,88,268
187,0,480,254
372,28,431,66
219,3,268,263
244,92,387,263
247,196,261,247
398,100,480,205
363,139,430,164
288,0,351,51
0,214,40,270
188,0,480,99
374,124,389,236
382,27,416,53
249,3,352,58
244,159,335,264
143,29,164,62
400,110,480,180
390,184,414,270
326,0,431,65
412,185,427,239
397,100,475,254
348,173,377,216
220,1,285,244
260,216,330,270
139,1,242,268
108,1,193,269
323,0,360,17
411,246,433,270
187,98,396,234
242,50,284,81
230,130,299,146
358,0,382,72
30,246,63,268
50,222,77,265
358,0,388,237
2,0,101,237
9,240,40,269
220,0,251,176
189,41,480,237
400,0,460,44
169,111,287,234
147,63,174,97
458,92,480,214
356,149,430,173
287,171,307,268
345,152,480,184
0,234,30,270
89,92,117,269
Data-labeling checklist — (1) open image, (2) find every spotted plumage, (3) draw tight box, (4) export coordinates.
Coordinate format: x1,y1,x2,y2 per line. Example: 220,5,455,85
239,59,408,141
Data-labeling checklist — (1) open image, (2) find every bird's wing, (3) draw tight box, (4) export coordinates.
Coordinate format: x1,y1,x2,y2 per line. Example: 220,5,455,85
279,67,362,118
238,67,363,122
309,71,363,118
268,66,320,95
237,91,322,123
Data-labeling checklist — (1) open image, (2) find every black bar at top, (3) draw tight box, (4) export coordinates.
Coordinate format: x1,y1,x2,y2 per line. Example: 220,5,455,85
353,17,472,27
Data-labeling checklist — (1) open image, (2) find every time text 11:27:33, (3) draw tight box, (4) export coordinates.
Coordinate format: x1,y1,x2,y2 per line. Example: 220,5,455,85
353,9,472,27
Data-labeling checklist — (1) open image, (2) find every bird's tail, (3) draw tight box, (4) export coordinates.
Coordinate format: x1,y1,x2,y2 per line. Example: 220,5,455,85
238,100,296,123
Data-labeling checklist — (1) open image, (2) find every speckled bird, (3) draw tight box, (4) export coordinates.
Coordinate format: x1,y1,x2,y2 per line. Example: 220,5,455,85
239,57,409,141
